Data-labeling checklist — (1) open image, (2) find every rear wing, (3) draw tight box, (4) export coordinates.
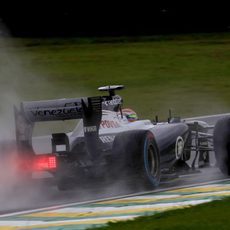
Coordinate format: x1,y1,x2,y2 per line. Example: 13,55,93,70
14,97,102,157
18,96,102,122
21,97,85,122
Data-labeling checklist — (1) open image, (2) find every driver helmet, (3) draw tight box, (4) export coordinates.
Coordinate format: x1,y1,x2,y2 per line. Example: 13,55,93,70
122,108,138,122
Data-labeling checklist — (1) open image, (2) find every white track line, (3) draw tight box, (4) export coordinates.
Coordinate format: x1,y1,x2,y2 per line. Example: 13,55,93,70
184,113,230,121
0,215,139,227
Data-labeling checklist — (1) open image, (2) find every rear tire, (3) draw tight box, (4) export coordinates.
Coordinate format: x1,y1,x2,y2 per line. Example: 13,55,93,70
57,177,76,191
56,161,77,191
213,117,230,175
111,130,161,189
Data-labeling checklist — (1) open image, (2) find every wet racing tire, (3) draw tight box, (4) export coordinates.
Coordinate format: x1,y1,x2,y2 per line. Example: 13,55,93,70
213,116,230,175
111,130,161,189
57,177,76,191
56,163,78,191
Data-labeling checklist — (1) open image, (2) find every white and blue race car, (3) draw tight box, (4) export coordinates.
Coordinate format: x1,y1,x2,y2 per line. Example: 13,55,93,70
8,85,230,190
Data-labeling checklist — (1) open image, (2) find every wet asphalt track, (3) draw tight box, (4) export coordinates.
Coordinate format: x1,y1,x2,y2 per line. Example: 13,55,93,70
0,166,228,215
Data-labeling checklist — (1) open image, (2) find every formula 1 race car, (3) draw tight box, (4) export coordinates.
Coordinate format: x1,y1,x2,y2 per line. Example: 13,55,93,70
4,85,230,190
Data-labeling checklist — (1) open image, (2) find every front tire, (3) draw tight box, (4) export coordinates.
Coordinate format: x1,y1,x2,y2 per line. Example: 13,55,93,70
213,117,230,175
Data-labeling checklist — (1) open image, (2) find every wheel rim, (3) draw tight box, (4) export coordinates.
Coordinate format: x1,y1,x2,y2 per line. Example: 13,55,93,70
147,145,158,177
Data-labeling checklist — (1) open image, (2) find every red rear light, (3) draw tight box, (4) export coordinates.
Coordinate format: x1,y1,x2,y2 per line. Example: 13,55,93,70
33,155,57,171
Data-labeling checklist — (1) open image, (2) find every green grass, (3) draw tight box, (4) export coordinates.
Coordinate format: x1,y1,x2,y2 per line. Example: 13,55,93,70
93,197,230,230
1,33,230,121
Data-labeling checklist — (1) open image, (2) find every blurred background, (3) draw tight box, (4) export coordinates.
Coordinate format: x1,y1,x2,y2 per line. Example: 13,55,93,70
0,1,229,37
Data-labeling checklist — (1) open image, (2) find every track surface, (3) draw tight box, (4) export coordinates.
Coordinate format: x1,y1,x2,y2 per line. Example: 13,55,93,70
0,176,230,229
0,167,228,215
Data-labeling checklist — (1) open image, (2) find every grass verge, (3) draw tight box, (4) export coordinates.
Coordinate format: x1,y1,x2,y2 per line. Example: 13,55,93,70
1,33,230,121
94,197,230,230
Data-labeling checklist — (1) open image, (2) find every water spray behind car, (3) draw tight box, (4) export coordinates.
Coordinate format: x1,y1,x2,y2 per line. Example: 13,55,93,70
0,20,65,211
